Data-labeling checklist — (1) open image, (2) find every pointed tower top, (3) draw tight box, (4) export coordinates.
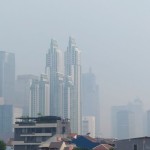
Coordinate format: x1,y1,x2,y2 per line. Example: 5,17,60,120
69,36,76,45
50,39,58,49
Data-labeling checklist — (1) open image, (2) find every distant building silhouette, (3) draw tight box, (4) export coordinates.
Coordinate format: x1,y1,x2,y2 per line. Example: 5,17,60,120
15,74,38,115
146,110,150,136
82,68,100,137
0,51,15,104
0,104,22,142
111,99,144,139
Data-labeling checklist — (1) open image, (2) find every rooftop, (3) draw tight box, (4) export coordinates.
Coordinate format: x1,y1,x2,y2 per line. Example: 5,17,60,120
15,116,62,124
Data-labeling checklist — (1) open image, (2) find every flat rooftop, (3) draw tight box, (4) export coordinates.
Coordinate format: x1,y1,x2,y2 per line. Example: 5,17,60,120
15,116,62,124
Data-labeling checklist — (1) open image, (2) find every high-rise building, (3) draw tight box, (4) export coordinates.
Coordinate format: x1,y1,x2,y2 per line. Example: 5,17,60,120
82,116,95,138
29,74,50,117
46,39,64,117
0,105,22,142
116,110,135,139
146,110,150,136
39,74,50,116
82,68,100,137
64,37,81,134
30,79,39,117
0,51,15,104
111,99,144,139
15,74,38,115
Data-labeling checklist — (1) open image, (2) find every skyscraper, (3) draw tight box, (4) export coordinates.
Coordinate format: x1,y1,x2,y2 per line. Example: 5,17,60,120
0,51,15,104
39,74,49,116
46,39,64,117
30,79,39,117
15,74,38,115
0,104,22,142
82,68,100,137
64,37,81,134
111,99,144,139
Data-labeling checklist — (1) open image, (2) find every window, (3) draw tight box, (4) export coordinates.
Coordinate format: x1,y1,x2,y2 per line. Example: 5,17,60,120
134,144,137,150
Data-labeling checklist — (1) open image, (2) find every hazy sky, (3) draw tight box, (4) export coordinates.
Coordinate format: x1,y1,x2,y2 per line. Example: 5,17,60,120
1,0,150,136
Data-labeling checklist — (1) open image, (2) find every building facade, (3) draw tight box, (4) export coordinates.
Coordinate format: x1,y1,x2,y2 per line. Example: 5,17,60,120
0,105,22,142
30,79,39,117
82,69,100,137
0,51,15,104
46,39,64,117
15,74,38,115
111,99,144,139
13,116,71,150
39,74,50,116
64,37,81,134
82,116,95,138
115,137,150,150
44,37,82,134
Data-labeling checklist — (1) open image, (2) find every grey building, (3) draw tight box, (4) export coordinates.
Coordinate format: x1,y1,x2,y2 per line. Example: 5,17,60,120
82,68,100,137
115,137,150,150
13,116,71,150
0,105,22,142
147,110,150,136
111,99,144,139
0,51,15,104
15,74,38,115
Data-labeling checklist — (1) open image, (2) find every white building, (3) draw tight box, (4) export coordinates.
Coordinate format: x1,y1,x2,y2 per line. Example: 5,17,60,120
39,74,50,116
64,37,81,134
82,116,95,138
30,79,39,117
46,39,64,117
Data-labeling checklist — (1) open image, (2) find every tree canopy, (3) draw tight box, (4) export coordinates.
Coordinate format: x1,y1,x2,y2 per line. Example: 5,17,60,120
0,140,6,150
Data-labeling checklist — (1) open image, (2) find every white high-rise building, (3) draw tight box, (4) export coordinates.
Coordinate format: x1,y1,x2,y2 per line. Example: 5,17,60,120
46,39,64,117
30,79,39,117
64,37,81,134
82,116,95,138
39,74,50,116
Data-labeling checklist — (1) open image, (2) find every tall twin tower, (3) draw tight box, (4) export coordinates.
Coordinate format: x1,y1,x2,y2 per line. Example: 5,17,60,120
45,37,81,134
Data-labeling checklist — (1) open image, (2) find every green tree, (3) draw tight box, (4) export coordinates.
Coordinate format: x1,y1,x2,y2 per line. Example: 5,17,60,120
0,140,6,150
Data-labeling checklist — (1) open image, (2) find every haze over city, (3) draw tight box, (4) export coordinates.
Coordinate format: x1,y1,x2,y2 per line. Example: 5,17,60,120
1,0,150,137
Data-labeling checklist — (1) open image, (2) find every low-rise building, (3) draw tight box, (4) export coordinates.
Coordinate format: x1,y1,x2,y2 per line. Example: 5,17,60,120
115,137,150,150
13,116,71,150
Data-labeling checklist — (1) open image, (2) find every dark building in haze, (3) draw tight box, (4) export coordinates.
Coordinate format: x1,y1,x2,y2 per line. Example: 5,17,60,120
82,68,100,137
